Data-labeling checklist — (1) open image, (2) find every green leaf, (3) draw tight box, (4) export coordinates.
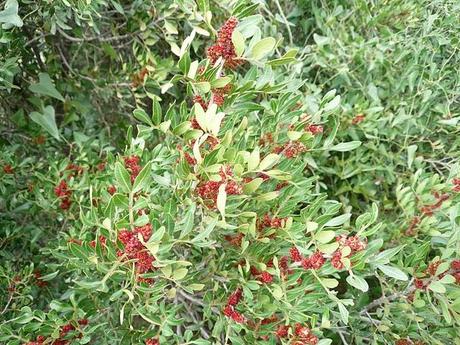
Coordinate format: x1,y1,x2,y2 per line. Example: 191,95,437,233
329,141,362,152
231,30,245,57
0,0,23,28
373,246,404,264
173,268,188,280
30,106,60,140
217,184,227,218
407,144,417,169
29,73,64,101
259,153,280,171
346,275,369,292
194,81,211,93
152,99,162,125
337,302,349,324
132,162,152,193
324,213,351,227
192,218,217,243
428,281,446,294
114,162,131,192
316,230,335,244
243,178,264,194
377,264,408,281
272,284,283,300
133,108,153,126
248,147,260,171
322,278,339,289
179,204,196,239
250,37,276,60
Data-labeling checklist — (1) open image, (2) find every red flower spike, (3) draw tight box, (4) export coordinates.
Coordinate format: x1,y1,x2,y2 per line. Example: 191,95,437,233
3,164,14,174
331,251,344,270
206,17,243,69
275,325,290,338
290,247,303,262
259,271,273,284
451,259,460,271
223,304,234,317
107,185,117,195
227,288,242,306
352,114,365,124
307,124,323,135
414,279,425,289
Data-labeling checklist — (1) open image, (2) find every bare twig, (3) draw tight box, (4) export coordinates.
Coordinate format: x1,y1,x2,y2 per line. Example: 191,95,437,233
360,286,415,314
58,28,138,43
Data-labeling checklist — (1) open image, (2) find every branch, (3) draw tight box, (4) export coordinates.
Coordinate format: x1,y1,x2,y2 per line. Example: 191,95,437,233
360,286,415,314
58,28,138,43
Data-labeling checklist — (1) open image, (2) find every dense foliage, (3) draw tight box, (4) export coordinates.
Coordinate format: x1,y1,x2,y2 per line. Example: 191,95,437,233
1,1,459,344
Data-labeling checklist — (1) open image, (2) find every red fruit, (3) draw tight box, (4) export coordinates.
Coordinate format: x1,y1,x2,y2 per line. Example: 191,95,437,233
426,260,442,276
107,185,117,195
3,164,14,174
331,251,344,270
345,235,366,252
294,323,311,338
307,124,323,135
223,304,234,317
414,279,425,289
231,310,245,323
259,271,273,284
145,339,159,345
451,259,460,271
227,288,242,306
275,324,290,338
307,251,326,270
78,318,89,326
352,114,365,124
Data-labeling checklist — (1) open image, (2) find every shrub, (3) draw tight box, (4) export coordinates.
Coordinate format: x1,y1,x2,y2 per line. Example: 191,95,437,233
1,1,460,345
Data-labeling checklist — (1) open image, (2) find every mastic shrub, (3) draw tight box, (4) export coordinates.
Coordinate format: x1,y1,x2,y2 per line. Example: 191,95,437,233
1,1,460,345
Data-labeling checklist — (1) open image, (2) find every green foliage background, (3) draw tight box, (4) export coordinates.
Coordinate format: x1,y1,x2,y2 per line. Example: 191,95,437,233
1,0,459,344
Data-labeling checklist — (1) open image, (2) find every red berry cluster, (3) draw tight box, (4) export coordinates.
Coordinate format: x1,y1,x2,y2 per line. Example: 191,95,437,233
413,258,460,290
117,224,156,275
452,178,460,192
3,164,14,174
395,339,425,345
405,216,420,236
196,166,242,208
223,288,245,323
65,163,84,177
192,95,208,113
352,114,365,125
420,192,449,216
276,323,318,344
257,214,287,231
301,251,326,270
273,141,308,158
252,269,273,284
23,319,88,345
259,133,274,147
452,260,460,284
306,124,323,135
124,155,142,184
33,270,48,288
207,17,243,69
224,232,244,246
331,235,366,270
54,180,72,210
145,338,159,345
89,235,106,248
107,185,117,195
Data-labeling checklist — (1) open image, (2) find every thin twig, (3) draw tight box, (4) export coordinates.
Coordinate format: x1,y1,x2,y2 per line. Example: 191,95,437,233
58,28,138,43
273,0,293,45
